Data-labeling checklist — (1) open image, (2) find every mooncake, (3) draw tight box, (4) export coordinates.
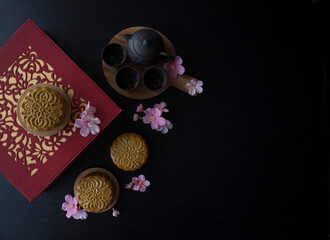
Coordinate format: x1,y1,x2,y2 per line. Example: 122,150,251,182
76,174,115,213
18,86,66,132
110,132,149,171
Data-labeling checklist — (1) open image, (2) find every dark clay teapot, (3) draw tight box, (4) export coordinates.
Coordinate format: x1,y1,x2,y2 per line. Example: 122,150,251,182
124,29,174,66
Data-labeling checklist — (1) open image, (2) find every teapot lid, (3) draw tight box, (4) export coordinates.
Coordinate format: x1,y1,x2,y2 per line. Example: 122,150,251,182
131,29,164,57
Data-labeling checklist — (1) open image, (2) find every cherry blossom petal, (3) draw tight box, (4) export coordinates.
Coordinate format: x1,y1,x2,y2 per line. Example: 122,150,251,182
159,102,167,108
86,105,96,115
195,80,203,88
62,202,70,211
65,194,73,204
136,103,144,112
151,121,159,130
89,106,97,114
138,175,145,181
125,182,133,189
139,185,146,192
143,115,152,124
74,119,84,128
64,205,77,218
161,127,169,134
91,117,101,125
196,86,203,94
132,177,139,184
188,88,196,96
163,62,172,72
143,180,150,187
73,209,88,220
153,108,162,117
132,184,140,191
167,121,173,129
175,56,183,65
72,196,78,205
156,126,164,132
176,65,185,75
190,79,197,86
66,211,74,218
112,209,120,217
90,124,100,135
133,113,140,121
144,108,153,116
80,127,90,137
156,117,166,126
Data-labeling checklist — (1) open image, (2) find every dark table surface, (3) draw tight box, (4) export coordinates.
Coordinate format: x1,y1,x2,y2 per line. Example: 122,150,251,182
0,1,326,239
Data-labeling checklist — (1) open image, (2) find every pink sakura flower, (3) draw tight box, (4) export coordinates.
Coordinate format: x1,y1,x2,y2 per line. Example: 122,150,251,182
81,101,96,119
143,108,166,130
73,209,88,220
156,120,173,134
164,56,185,78
154,101,169,113
136,103,144,112
75,115,101,137
133,113,140,122
112,208,120,217
132,175,150,192
62,194,78,218
186,79,203,96
75,102,101,137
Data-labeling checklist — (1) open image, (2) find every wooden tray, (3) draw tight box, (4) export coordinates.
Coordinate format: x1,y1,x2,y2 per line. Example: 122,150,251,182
102,26,196,100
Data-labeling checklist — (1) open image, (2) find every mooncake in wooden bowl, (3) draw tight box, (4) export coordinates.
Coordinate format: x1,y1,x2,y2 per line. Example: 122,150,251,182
74,168,119,213
17,83,71,136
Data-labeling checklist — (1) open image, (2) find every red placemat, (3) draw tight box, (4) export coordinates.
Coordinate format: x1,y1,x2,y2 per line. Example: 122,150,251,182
0,19,122,202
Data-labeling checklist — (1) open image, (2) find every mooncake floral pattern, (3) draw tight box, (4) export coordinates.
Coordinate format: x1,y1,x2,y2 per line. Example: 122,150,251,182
0,46,86,176
77,174,114,213
110,132,149,171
20,87,66,131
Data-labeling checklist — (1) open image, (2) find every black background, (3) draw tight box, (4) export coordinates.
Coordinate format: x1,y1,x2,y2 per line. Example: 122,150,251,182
0,1,326,240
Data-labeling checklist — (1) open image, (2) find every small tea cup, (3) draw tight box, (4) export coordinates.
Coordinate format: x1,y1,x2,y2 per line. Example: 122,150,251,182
115,66,140,91
142,67,167,91
102,43,127,67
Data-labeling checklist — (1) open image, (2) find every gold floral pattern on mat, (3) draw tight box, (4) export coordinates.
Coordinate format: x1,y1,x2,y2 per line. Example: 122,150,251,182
0,46,86,176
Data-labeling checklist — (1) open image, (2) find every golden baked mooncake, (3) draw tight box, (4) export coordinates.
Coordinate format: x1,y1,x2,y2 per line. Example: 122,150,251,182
18,86,66,132
110,132,149,171
76,174,115,213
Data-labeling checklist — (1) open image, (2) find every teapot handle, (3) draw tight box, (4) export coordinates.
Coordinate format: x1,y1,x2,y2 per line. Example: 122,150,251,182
160,51,174,62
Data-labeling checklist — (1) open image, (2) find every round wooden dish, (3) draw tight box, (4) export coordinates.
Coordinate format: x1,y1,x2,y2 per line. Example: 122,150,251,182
102,26,196,100
73,167,120,213
16,83,71,137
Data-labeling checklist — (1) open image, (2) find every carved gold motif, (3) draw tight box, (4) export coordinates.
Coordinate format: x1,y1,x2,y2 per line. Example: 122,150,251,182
0,46,86,176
